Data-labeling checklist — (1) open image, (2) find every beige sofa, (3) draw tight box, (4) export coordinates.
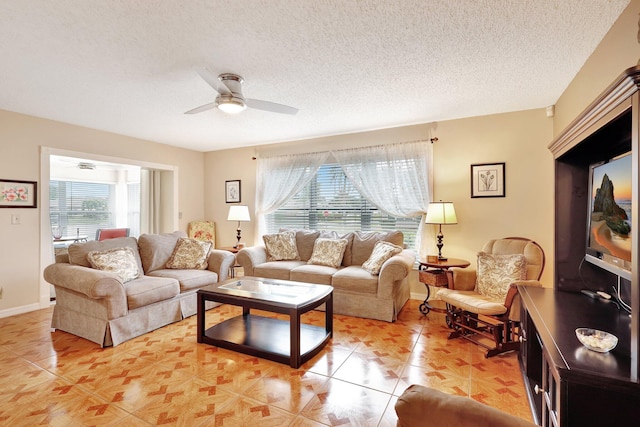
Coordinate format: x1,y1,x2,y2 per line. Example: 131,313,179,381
44,231,236,347
395,385,536,427
236,230,415,322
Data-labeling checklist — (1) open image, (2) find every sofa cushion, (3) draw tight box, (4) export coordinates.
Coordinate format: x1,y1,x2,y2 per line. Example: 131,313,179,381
290,264,337,285
138,231,186,273
307,238,349,268
263,231,300,261
123,276,180,310
166,238,212,270
147,269,219,292
280,228,321,261
362,241,403,275
68,236,142,272
437,289,508,316
346,231,404,266
254,260,307,280
87,247,141,283
332,266,379,294
476,252,527,301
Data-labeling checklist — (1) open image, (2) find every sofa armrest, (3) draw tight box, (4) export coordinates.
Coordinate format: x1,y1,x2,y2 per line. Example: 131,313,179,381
236,246,268,276
377,249,415,299
206,249,237,281
43,263,128,319
395,384,536,427
451,268,477,291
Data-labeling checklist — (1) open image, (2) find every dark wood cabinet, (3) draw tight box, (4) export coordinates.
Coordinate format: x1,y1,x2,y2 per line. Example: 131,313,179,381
519,66,640,426
519,286,640,426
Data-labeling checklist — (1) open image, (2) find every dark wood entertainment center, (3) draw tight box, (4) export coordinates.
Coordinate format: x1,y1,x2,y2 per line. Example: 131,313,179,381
518,67,640,426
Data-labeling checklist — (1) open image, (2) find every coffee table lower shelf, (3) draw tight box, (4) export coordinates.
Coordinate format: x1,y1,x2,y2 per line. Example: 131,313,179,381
200,314,331,368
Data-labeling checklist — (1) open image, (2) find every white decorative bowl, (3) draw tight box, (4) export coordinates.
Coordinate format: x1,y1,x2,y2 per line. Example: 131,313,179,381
575,328,618,353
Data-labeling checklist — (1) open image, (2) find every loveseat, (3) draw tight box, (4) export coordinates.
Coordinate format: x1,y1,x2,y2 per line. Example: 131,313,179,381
43,231,236,346
395,385,536,427
236,229,415,322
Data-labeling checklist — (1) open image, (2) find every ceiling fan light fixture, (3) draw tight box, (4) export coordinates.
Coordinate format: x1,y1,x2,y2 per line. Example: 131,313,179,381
216,95,246,114
186,70,297,116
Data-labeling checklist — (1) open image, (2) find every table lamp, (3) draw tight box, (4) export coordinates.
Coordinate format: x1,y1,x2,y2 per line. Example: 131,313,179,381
227,205,251,248
425,201,458,261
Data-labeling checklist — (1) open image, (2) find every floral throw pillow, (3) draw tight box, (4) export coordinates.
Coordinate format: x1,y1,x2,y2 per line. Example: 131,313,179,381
362,241,403,275
476,252,527,301
308,238,349,268
263,231,300,261
87,247,140,283
166,238,212,270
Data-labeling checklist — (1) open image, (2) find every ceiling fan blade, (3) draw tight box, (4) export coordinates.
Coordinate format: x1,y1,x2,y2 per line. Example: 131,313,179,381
185,101,217,115
246,98,299,115
196,68,230,95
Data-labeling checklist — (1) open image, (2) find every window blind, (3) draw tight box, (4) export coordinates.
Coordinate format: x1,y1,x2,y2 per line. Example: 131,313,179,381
50,180,115,239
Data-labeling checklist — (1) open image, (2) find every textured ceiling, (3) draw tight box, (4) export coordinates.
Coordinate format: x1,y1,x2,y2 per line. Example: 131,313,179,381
0,1,630,152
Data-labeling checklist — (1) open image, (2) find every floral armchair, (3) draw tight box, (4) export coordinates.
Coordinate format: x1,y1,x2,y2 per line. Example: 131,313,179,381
187,221,216,247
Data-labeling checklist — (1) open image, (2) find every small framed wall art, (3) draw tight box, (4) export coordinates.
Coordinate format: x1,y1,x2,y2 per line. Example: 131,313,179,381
470,162,505,198
0,179,37,208
225,180,241,203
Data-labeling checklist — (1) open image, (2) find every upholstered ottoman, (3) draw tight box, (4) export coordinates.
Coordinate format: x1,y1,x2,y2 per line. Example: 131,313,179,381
395,385,536,427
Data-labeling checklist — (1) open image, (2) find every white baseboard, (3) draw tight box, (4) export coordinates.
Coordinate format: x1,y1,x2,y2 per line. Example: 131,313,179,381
0,302,42,319
410,291,428,301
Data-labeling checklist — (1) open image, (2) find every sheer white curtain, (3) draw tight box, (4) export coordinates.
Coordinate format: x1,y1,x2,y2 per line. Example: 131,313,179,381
332,141,433,250
140,169,161,234
255,152,330,239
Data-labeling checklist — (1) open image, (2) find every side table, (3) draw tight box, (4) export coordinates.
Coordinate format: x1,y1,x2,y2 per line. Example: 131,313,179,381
219,246,241,278
417,257,470,315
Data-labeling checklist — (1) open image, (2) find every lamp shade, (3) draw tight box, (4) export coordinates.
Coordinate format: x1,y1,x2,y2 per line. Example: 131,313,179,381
425,202,457,225
227,205,251,222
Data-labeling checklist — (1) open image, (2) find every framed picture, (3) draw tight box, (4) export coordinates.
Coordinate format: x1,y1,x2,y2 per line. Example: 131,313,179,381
470,163,505,198
225,180,241,203
0,179,37,208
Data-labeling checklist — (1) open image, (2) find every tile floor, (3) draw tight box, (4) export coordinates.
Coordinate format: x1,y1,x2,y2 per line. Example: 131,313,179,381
0,299,533,426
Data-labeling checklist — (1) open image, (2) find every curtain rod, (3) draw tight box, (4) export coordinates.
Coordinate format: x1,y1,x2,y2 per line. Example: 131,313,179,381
252,137,438,159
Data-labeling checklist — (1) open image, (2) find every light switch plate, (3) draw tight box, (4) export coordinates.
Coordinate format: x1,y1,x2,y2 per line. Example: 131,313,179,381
11,214,20,225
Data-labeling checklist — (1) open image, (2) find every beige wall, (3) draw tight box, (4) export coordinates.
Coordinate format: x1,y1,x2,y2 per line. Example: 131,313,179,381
204,110,555,296
429,110,554,289
0,109,205,316
554,0,640,134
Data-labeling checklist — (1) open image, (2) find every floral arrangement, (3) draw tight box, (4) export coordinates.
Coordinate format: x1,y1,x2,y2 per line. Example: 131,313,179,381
1,185,29,203
479,170,496,191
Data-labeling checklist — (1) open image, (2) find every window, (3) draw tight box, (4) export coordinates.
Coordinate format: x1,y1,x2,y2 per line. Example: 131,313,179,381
49,155,141,240
50,180,115,240
265,163,421,247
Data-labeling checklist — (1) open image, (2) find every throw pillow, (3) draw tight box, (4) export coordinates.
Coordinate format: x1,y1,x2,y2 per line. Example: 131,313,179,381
307,238,349,268
362,241,403,275
165,237,212,270
476,252,527,301
279,228,321,261
87,247,140,283
263,230,300,261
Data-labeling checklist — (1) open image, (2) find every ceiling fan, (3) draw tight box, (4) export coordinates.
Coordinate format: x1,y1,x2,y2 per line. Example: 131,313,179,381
185,69,299,116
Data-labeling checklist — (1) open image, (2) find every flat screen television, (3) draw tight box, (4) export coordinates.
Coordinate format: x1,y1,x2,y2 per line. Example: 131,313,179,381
585,151,632,280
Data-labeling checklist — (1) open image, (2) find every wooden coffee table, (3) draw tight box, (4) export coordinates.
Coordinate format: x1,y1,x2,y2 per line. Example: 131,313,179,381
197,277,333,368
